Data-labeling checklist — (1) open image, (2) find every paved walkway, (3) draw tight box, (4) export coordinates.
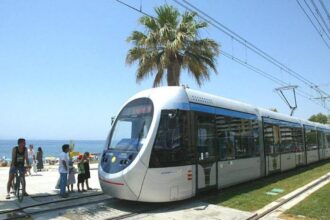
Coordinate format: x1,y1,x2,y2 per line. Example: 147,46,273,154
0,163,101,212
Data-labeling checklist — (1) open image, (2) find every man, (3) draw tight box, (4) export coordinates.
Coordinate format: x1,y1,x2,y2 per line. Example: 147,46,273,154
6,138,30,199
59,144,70,198
27,144,35,175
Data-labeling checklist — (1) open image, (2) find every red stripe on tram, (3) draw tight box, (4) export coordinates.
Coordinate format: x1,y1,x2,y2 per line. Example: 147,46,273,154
100,178,124,186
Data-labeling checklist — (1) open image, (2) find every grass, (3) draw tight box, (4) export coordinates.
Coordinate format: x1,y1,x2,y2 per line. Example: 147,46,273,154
205,159,330,211
284,182,330,220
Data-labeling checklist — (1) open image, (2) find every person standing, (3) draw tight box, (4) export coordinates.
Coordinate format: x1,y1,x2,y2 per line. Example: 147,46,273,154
67,153,76,192
77,154,86,192
59,144,69,198
83,152,92,190
36,147,44,171
6,138,30,199
27,145,35,175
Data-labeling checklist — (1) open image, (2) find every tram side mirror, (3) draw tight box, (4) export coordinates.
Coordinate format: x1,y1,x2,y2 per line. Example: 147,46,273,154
111,116,116,125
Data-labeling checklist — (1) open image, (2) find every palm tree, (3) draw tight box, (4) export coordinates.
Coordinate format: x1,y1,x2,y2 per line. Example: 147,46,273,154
126,5,220,87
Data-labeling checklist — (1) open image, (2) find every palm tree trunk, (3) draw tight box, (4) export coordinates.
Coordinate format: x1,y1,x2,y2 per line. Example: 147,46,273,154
167,62,180,86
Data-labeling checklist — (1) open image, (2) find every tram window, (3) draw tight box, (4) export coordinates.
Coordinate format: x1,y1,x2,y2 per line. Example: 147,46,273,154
327,133,330,148
326,132,330,148
318,131,327,149
264,122,304,154
149,110,193,168
263,123,280,155
292,127,304,152
323,131,328,149
216,115,259,160
305,128,318,151
324,131,329,148
280,126,304,153
196,113,217,161
280,126,292,153
108,98,153,152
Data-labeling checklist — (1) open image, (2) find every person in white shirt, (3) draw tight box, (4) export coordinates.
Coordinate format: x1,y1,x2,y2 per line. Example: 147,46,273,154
27,145,35,175
59,144,70,198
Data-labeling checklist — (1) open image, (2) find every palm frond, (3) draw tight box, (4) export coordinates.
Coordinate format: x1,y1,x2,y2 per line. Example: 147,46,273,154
126,4,220,87
127,31,147,46
139,16,158,32
155,5,179,28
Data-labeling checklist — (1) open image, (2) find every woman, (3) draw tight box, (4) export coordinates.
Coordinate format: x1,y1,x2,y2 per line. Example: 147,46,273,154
36,147,44,171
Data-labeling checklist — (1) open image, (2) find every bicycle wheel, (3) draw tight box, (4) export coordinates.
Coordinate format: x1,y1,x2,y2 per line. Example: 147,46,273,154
16,176,24,202
11,177,16,194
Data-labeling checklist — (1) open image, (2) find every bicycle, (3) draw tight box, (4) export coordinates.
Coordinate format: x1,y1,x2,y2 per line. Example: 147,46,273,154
12,167,26,202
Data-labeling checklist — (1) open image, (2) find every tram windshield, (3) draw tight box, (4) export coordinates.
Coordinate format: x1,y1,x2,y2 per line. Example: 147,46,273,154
108,98,153,152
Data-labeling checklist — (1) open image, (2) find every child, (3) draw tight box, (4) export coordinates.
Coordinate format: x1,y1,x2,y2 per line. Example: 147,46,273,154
83,152,92,190
67,154,76,192
77,154,86,192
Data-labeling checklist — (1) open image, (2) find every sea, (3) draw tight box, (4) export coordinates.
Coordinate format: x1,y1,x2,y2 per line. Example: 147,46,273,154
0,140,106,160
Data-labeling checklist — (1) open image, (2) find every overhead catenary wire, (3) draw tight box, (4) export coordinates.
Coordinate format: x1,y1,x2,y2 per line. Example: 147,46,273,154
221,50,287,87
222,51,329,110
296,0,330,50
115,0,156,19
174,0,330,98
115,0,287,88
174,0,330,109
311,0,330,34
220,50,327,110
114,0,330,111
318,0,330,23
302,0,330,40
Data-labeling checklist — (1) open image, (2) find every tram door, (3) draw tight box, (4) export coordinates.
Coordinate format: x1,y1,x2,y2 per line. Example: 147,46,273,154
195,112,218,191
263,122,281,174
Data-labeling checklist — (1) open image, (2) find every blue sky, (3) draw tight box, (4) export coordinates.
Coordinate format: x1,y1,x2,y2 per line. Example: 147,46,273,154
0,0,329,140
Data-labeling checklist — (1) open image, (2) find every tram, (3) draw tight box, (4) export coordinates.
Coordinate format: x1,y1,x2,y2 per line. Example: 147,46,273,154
98,86,330,202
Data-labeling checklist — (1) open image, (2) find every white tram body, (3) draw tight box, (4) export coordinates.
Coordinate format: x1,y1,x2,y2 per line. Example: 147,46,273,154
98,86,330,202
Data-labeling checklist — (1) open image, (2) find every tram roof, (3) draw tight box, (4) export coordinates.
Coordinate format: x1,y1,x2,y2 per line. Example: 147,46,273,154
131,86,330,131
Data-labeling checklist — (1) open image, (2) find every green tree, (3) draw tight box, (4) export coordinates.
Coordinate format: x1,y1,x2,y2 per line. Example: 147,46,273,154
308,113,328,124
269,108,278,112
126,5,220,87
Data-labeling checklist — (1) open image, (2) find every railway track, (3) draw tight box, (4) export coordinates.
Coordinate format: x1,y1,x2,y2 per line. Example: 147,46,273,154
247,173,330,220
0,192,183,220
0,192,109,220
0,192,105,214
